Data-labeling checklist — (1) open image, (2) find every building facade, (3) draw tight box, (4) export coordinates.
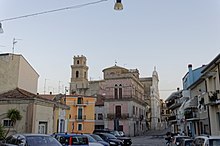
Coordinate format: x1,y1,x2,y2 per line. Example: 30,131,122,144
0,53,39,94
65,95,96,134
69,55,161,136
201,53,220,136
0,88,68,135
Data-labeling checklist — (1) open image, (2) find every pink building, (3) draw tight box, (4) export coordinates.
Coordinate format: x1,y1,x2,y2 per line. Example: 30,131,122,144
70,55,160,136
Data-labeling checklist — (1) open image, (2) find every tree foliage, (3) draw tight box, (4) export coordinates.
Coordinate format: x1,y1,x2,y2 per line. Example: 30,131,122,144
0,124,5,140
4,108,22,138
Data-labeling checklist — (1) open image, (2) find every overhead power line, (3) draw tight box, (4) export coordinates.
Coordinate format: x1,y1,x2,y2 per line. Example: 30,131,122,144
0,0,108,22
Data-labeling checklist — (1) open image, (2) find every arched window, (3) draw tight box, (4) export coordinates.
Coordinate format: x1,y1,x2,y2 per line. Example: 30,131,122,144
84,72,87,79
76,71,79,78
119,84,122,99
114,84,118,99
77,60,80,64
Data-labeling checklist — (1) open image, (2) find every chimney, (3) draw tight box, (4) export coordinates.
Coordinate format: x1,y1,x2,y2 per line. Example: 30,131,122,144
188,64,193,86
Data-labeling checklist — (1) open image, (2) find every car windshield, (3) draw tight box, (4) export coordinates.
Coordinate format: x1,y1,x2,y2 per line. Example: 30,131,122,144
103,133,117,139
85,135,97,142
90,134,104,141
110,131,121,136
209,139,220,146
26,136,61,146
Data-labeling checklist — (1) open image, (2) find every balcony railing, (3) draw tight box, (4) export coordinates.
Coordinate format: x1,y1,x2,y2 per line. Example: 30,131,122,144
106,113,130,120
167,115,176,121
75,115,86,121
72,101,88,106
184,111,197,119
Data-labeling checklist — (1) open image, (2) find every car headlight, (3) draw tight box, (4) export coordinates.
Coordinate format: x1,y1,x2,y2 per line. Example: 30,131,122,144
109,141,117,145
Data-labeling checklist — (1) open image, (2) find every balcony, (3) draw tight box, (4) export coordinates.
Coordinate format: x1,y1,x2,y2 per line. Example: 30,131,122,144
75,115,86,121
72,101,88,106
184,111,197,119
167,115,176,121
106,113,129,120
208,91,220,104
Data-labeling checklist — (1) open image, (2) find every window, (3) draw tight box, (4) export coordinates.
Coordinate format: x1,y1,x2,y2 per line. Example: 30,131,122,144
77,97,83,104
94,114,96,120
78,123,82,131
98,113,103,120
78,108,83,120
84,72,87,79
76,71,79,78
38,121,48,134
77,60,80,64
114,84,118,99
115,106,121,118
119,84,122,99
133,106,135,115
3,119,13,127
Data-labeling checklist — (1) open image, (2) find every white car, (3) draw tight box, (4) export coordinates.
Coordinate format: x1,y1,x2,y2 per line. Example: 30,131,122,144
193,135,220,146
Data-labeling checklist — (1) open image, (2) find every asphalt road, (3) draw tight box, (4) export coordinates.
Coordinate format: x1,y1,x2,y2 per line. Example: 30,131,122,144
131,135,167,146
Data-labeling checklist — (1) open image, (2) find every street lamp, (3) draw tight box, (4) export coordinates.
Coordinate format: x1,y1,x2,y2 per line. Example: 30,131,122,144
0,23,3,33
114,0,123,10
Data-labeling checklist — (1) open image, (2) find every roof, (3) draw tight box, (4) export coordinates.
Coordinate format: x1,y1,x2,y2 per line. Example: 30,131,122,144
0,88,39,100
184,96,198,109
202,53,220,73
165,90,182,101
102,65,128,72
0,88,69,109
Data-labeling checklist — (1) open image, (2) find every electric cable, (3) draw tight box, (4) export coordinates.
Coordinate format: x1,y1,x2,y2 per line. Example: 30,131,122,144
0,0,108,22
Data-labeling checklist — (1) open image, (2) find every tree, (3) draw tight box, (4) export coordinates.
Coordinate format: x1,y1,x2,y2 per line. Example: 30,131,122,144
4,109,22,138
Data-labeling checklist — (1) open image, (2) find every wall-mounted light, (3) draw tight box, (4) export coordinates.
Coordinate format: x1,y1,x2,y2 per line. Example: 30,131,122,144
0,23,3,33
114,0,123,10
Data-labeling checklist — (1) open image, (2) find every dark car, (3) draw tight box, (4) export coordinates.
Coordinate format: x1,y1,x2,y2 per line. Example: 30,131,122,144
93,129,132,146
95,133,124,146
88,134,110,146
1,133,62,146
109,131,132,146
51,133,89,146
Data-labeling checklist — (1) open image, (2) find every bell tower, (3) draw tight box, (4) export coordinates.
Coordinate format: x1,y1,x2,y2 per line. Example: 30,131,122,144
70,55,89,95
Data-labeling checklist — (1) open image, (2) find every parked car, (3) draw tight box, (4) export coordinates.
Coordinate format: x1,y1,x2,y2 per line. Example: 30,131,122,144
179,138,193,146
172,135,190,146
51,133,89,146
88,134,110,146
108,131,132,146
83,134,105,146
193,135,220,146
1,133,62,146
93,129,132,146
94,133,124,146
118,131,125,137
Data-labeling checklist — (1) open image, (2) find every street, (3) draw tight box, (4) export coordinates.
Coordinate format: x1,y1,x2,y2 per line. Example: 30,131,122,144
131,135,166,146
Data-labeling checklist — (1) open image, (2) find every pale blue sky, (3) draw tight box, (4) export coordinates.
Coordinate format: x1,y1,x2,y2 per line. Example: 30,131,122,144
0,0,220,99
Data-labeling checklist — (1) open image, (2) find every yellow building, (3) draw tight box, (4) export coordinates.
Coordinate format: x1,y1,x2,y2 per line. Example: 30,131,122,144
66,95,96,134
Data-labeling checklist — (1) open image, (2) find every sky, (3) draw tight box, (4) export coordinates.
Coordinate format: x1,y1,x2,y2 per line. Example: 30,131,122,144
0,0,220,100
